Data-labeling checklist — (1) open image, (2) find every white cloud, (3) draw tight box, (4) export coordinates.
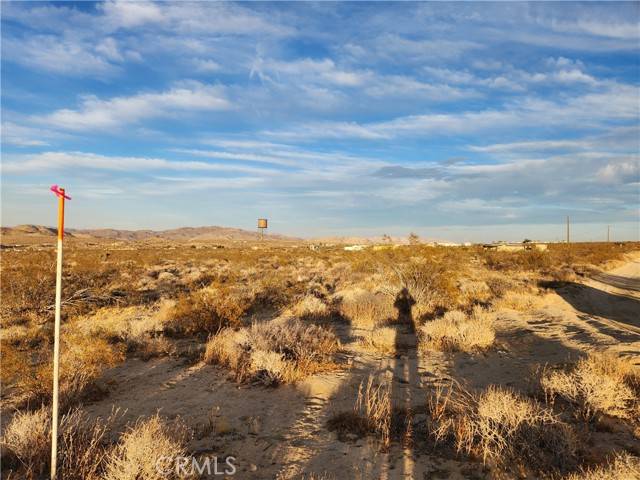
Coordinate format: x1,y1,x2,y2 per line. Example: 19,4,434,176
596,158,640,184
95,37,124,62
193,59,221,73
363,75,478,100
2,35,119,76
251,58,371,87
36,82,231,131
1,151,274,175
264,85,639,140
1,122,53,147
101,0,165,28
100,1,293,36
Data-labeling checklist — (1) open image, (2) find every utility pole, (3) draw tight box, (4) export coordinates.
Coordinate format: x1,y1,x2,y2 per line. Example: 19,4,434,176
566,216,570,245
607,225,610,243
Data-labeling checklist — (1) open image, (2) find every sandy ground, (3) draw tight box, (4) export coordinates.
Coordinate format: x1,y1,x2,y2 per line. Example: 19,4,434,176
84,258,640,479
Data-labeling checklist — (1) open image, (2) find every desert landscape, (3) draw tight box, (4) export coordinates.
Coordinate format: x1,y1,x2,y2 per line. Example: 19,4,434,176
2,2,639,479
1,226,639,479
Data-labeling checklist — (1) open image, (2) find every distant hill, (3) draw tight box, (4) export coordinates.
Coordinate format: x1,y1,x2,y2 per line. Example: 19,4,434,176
1,225,298,243
1,224,73,237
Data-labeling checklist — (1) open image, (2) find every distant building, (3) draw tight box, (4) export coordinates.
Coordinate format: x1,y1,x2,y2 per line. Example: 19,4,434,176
344,244,367,251
483,242,548,252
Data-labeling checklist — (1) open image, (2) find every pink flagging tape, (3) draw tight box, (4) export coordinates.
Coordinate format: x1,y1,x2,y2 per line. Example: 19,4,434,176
50,185,71,200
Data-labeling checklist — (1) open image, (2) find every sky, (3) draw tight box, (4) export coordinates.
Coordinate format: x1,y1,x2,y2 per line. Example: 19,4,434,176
1,1,639,242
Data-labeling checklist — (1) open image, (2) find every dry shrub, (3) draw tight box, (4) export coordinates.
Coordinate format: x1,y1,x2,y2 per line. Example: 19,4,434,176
562,453,640,480
1,407,50,478
71,305,168,344
380,257,459,320
428,384,578,473
133,335,176,361
359,327,396,355
104,414,191,480
355,376,392,449
458,279,492,307
290,294,330,321
1,407,117,480
16,332,123,408
327,375,393,450
419,307,495,352
169,285,252,336
483,250,552,272
204,318,340,385
339,289,396,329
541,352,639,419
493,290,544,312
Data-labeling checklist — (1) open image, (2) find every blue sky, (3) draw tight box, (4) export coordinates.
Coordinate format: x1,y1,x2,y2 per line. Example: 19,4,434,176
1,1,639,241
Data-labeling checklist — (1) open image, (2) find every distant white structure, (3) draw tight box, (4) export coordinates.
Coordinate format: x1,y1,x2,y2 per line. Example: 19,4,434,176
483,242,548,252
435,242,461,247
344,244,367,251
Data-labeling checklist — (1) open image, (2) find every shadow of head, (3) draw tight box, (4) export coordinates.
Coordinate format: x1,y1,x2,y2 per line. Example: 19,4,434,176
393,287,415,317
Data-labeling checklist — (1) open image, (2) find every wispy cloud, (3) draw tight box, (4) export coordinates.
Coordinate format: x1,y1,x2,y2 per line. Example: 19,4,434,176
1,151,275,175
35,82,231,131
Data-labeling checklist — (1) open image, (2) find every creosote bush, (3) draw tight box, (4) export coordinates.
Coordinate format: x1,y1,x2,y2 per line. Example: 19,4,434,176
541,352,639,419
204,318,340,384
427,384,578,474
419,306,495,352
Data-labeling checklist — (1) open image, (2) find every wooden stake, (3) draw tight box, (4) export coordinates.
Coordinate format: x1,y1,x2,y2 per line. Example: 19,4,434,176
50,186,69,480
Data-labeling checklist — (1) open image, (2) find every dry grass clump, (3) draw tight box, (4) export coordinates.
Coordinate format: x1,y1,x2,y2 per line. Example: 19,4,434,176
358,326,397,355
290,294,331,321
428,384,578,473
328,376,392,449
419,307,495,352
339,289,396,329
355,376,392,449
71,305,168,343
1,407,117,480
541,352,639,419
169,285,253,336
493,290,544,312
204,318,340,385
562,453,640,480
104,414,191,480
458,279,492,307
15,332,123,408
1,407,50,478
